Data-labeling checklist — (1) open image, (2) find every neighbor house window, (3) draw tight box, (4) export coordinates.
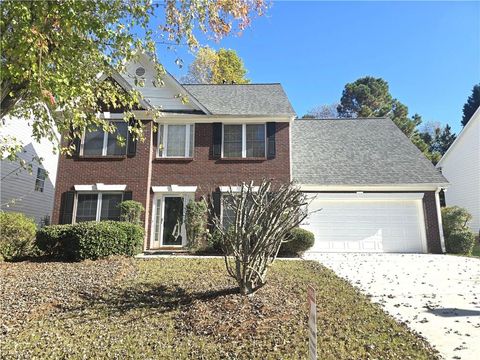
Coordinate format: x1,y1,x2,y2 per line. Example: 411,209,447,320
75,192,123,222
222,124,265,158
34,168,47,192
82,121,128,156
157,124,194,158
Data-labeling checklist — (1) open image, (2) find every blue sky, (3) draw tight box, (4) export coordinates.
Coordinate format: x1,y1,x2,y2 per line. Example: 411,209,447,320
157,1,479,134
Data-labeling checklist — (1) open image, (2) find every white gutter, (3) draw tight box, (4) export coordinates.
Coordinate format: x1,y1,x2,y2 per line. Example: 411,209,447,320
298,183,450,192
435,187,446,253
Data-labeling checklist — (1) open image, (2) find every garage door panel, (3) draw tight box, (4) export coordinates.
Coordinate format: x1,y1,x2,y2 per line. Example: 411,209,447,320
302,196,426,253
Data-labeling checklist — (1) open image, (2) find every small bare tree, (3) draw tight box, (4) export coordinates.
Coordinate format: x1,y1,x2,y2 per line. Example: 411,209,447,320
211,180,309,295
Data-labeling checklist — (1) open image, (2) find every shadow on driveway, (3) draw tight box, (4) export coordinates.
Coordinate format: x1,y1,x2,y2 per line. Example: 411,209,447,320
426,307,480,317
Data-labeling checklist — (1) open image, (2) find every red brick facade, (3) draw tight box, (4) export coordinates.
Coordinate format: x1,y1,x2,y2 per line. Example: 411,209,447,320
423,191,443,254
52,121,291,246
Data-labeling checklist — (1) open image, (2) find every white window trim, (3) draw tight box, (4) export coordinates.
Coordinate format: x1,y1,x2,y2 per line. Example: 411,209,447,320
74,184,127,192
221,123,267,159
80,120,128,156
151,185,197,193
157,123,194,158
73,191,124,224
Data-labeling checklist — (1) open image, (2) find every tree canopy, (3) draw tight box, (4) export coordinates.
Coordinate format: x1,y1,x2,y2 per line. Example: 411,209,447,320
419,123,456,164
303,76,457,163
301,103,339,119
462,83,480,126
336,76,431,155
182,47,250,84
1,0,266,159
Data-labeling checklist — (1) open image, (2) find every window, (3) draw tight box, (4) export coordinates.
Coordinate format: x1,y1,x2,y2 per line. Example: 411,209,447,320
222,124,266,158
222,195,236,229
34,168,47,192
82,121,128,156
75,192,123,223
157,124,194,158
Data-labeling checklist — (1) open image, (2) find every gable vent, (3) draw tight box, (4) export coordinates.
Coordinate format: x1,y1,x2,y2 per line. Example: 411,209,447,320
135,67,146,77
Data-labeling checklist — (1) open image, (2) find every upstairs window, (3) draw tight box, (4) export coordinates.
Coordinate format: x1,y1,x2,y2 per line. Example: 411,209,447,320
34,168,47,192
82,121,128,156
222,124,266,158
157,124,194,158
75,192,123,223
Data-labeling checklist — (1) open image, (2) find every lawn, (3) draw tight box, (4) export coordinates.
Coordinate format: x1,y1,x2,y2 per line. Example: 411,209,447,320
0,257,438,359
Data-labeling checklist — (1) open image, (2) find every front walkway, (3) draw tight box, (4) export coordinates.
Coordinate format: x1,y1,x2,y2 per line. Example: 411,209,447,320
304,253,480,360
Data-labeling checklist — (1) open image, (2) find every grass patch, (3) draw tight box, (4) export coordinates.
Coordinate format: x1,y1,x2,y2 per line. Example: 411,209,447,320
472,241,480,257
0,258,438,359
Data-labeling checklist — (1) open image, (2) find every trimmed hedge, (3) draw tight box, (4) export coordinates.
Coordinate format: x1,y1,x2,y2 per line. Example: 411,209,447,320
280,228,315,256
0,212,37,261
36,221,144,261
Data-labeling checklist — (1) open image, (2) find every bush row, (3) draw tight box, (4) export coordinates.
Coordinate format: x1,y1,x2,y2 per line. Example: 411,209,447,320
36,221,144,261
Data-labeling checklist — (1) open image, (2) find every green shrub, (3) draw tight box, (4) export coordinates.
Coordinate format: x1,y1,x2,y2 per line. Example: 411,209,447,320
203,228,224,254
445,229,476,255
442,206,472,238
279,228,315,256
0,212,37,261
185,199,208,251
442,206,476,255
35,221,144,261
119,200,145,225
36,224,72,257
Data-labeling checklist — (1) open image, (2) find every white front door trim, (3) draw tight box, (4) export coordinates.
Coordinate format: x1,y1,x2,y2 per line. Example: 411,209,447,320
150,189,195,249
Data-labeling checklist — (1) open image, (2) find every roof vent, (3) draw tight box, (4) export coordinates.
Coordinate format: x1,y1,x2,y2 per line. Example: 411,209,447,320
135,67,146,77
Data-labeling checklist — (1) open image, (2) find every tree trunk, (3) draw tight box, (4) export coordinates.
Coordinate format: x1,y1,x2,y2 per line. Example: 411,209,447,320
1,81,28,119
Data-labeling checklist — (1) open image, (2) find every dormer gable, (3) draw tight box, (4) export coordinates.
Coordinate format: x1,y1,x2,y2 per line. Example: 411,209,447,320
120,53,209,114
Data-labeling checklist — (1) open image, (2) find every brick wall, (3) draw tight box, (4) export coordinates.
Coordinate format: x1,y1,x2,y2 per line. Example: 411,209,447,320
423,191,443,253
52,121,153,225
52,121,290,248
150,122,291,195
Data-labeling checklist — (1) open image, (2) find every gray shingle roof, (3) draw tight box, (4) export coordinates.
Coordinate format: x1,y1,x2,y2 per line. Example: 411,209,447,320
292,118,448,186
183,84,295,116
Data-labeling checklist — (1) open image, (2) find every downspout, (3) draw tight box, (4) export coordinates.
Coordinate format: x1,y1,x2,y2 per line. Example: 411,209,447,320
435,187,446,253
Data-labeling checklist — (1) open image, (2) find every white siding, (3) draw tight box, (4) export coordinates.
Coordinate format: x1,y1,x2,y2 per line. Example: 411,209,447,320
437,110,480,233
1,117,58,225
122,55,200,111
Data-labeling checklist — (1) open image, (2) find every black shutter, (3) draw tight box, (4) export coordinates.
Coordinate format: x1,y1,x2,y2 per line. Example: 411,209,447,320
72,137,81,157
212,122,222,158
60,191,75,224
212,191,221,218
266,122,276,158
127,119,137,157
123,191,133,201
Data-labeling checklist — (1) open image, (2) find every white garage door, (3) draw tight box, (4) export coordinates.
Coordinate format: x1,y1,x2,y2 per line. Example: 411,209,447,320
301,193,427,253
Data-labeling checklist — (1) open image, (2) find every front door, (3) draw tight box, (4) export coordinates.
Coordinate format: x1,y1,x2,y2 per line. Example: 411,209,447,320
162,196,184,246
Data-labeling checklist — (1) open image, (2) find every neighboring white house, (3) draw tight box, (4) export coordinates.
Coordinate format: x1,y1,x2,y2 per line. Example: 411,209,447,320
437,107,480,234
0,116,59,225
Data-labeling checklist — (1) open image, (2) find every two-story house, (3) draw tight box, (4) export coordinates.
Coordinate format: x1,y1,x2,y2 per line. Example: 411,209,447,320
52,54,449,253
52,53,295,250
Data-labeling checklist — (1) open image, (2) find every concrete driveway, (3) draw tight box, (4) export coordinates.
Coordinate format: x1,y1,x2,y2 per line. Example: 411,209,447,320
304,253,480,360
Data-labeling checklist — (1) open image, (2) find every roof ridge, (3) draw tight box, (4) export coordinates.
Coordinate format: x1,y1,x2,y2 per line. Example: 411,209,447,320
295,117,390,121
182,83,282,86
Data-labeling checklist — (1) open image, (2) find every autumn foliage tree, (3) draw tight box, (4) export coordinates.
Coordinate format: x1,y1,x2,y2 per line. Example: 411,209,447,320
182,47,250,84
1,0,267,160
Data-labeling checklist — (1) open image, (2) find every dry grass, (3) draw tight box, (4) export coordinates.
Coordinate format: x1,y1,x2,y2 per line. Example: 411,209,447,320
0,258,439,359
